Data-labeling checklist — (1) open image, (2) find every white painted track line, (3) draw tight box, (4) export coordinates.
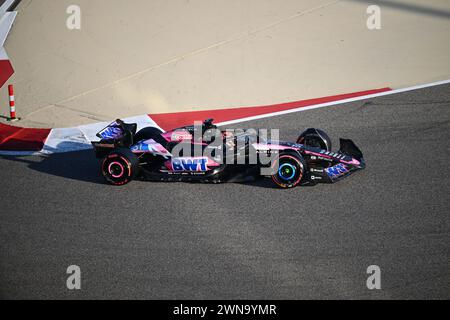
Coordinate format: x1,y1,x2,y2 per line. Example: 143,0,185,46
217,79,450,126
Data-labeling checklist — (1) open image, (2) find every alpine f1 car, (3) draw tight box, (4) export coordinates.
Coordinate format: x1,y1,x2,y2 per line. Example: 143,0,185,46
92,119,365,188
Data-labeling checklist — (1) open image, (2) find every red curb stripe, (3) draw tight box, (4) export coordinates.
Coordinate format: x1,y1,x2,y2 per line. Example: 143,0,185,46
0,59,14,88
0,123,51,151
0,61,50,151
0,87,391,152
149,87,392,130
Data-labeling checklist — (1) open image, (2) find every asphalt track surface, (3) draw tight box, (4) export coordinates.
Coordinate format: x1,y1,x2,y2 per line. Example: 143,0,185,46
0,84,449,299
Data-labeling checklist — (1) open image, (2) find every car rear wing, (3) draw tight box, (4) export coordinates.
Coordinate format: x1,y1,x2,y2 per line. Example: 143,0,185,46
92,119,137,158
96,120,124,140
95,119,137,140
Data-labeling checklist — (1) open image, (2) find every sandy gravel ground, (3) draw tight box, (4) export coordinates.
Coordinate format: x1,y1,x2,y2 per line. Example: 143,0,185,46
1,0,449,127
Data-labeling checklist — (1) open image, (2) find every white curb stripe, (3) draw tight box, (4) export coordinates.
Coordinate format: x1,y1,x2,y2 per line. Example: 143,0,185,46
40,114,163,154
0,47,7,60
1,115,163,156
0,11,17,48
217,79,450,126
0,0,16,18
41,127,91,154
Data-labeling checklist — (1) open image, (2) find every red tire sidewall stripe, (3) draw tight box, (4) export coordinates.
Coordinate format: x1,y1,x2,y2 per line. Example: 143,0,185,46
102,154,132,183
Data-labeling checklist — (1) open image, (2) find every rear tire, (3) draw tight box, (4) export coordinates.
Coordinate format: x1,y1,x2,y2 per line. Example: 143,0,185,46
271,153,306,188
102,148,139,186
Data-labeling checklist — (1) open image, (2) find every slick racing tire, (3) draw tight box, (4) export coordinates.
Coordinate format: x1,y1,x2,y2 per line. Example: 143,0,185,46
102,148,139,186
271,152,306,189
297,128,332,152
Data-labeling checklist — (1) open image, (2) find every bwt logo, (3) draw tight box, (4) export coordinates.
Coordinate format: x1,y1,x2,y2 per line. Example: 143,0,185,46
172,157,208,171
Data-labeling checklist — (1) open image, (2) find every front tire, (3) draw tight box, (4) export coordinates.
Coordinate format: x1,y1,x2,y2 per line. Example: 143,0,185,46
102,148,139,186
271,153,305,188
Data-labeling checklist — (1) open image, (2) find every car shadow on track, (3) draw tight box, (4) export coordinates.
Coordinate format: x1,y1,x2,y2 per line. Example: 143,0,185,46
0,151,291,188
1,140,314,188
0,149,106,185
1,150,322,188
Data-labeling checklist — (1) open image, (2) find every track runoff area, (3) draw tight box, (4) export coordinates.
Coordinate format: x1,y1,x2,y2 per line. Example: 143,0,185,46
0,82,449,304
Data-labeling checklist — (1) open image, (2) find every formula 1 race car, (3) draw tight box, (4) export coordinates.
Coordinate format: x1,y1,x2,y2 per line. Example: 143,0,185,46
92,119,365,188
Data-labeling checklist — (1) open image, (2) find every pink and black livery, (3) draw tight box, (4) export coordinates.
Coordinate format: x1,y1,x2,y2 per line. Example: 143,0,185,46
92,119,365,188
